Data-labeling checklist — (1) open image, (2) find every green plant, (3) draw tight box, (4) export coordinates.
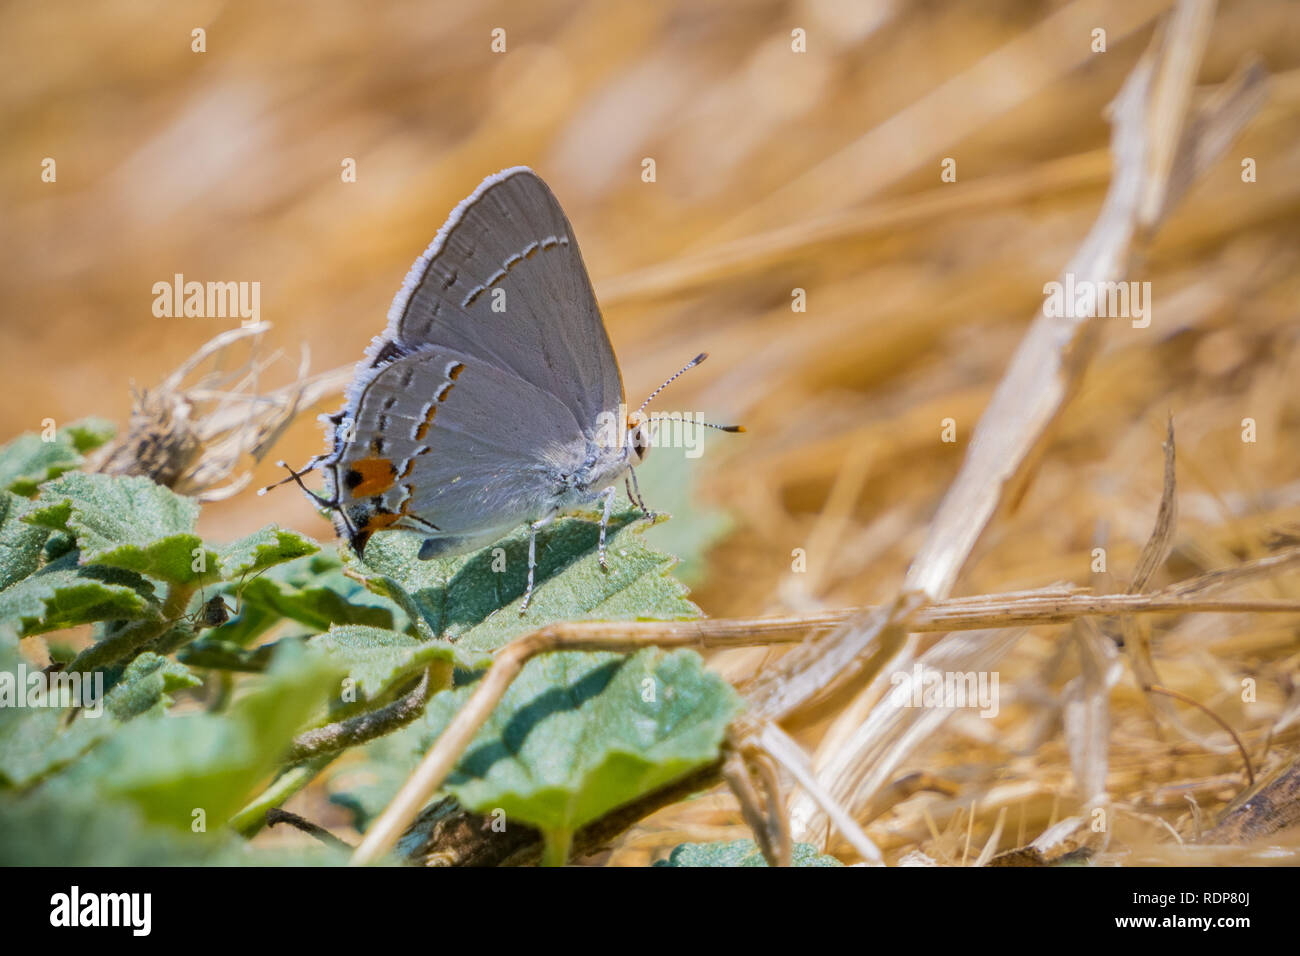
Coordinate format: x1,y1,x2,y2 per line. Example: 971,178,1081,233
0,421,745,866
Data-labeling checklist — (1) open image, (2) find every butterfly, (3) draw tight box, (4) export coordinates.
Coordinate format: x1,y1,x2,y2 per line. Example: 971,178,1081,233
268,167,740,611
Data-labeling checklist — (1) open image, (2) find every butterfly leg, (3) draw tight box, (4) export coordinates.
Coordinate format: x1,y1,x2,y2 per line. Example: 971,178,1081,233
625,469,657,521
597,484,617,571
521,516,553,614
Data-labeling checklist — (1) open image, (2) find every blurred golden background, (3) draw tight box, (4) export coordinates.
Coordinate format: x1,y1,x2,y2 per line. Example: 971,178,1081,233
3,0,1299,863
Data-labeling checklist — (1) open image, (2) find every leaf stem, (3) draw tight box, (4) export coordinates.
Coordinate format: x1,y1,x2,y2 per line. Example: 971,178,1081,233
540,828,573,867
66,581,198,674
231,754,337,837
287,665,442,763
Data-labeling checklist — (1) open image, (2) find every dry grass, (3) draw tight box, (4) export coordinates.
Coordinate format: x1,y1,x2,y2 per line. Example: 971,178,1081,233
3,0,1298,865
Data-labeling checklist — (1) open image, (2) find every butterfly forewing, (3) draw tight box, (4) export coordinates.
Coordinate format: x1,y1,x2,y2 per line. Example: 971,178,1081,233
385,167,624,435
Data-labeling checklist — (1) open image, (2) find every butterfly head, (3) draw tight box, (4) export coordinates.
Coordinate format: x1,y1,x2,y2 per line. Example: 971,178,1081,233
626,409,653,465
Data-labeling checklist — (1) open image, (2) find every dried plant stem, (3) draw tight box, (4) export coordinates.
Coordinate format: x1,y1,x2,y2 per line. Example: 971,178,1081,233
1144,684,1256,786
759,721,884,864
1201,756,1300,844
721,740,784,866
785,4,1271,847
351,554,1300,865
350,633,537,865
265,807,354,851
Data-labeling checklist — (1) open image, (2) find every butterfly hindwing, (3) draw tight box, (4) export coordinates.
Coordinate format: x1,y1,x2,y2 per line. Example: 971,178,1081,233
326,347,591,553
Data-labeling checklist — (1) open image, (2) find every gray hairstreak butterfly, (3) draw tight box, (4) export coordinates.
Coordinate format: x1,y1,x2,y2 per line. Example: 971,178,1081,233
267,167,741,611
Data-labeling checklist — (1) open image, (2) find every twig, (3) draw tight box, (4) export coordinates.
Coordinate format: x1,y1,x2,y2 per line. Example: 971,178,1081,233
1144,684,1256,786
350,552,1300,864
265,807,355,851
786,0,1270,847
1200,755,1300,844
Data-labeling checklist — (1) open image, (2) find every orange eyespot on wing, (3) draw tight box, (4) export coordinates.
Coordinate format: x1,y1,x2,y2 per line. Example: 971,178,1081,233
362,510,403,532
349,508,404,555
344,456,398,498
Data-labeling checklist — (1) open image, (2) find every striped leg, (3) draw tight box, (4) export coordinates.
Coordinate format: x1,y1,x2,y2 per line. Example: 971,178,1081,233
598,484,617,571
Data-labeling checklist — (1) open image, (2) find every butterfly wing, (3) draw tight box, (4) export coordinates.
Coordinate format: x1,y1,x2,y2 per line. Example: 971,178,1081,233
325,347,592,555
374,167,623,435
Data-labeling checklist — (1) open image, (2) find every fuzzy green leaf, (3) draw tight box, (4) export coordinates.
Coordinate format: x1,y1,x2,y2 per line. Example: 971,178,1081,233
0,700,117,789
0,652,203,788
0,791,246,865
655,839,844,867
0,787,346,865
26,472,218,585
104,652,202,721
218,526,320,580
52,640,342,828
352,510,699,648
0,551,157,636
62,417,117,454
329,511,732,850
204,552,401,647
0,417,116,497
307,625,483,706
0,492,48,591
0,630,98,788
423,648,742,847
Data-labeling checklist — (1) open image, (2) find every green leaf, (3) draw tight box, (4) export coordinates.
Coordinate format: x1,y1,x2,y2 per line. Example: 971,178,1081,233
655,839,844,867
0,417,116,497
423,648,742,848
328,511,730,852
0,436,81,498
0,790,248,865
26,472,218,585
307,625,482,706
0,551,157,636
0,627,110,788
52,640,342,828
0,492,48,591
0,642,203,789
41,530,76,564
206,552,400,647
177,637,274,672
104,652,202,721
0,698,117,789
218,526,320,580
62,417,116,454
353,510,699,648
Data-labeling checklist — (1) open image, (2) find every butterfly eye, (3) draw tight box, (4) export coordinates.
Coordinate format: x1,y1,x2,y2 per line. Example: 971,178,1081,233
630,421,652,464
